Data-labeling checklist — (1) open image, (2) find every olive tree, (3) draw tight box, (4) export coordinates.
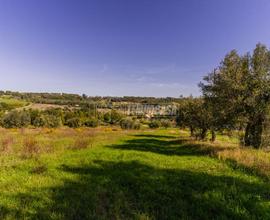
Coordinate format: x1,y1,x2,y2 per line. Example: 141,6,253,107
200,43,270,148
177,98,213,140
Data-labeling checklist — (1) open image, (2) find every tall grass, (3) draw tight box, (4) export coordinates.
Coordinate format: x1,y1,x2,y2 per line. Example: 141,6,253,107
21,137,41,159
0,128,268,219
70,137,92,150
217,147,270,178
182,133,270,179
0,136,14,154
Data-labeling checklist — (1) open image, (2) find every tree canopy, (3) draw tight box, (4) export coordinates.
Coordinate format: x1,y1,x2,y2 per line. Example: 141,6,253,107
199,43,270,148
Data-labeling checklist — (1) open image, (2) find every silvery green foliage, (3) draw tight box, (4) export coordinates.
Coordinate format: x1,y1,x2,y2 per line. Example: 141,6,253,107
200,43,270,148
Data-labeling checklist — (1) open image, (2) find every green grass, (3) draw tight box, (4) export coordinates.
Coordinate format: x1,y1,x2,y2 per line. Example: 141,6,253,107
0,96,29,110
0,128,269,219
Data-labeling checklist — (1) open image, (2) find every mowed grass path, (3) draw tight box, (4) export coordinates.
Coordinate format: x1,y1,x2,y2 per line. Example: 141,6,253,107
0,128,269,219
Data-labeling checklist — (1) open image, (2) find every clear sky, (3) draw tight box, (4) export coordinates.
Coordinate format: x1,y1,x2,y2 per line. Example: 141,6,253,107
0,0,270,97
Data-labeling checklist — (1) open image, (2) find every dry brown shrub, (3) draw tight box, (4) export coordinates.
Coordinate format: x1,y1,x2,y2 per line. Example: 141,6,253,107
0,136,14,154
42,128,53,134
41,142,55,154
56,128,78,138
21,137,41,159
70,137,93,150
83,128,96,138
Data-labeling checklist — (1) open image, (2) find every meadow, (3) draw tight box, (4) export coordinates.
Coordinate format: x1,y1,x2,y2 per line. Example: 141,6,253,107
0,127,269,219
0,96,29,110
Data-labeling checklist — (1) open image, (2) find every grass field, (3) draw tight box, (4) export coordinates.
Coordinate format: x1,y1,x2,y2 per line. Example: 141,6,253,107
0,128,269,219
0,96,29,110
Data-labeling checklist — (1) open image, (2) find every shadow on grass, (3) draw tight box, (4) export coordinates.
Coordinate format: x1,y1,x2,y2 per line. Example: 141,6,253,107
110,133,270,182
108,134,219,156
1,134,270,219
2,160,270,219
133,134,176,139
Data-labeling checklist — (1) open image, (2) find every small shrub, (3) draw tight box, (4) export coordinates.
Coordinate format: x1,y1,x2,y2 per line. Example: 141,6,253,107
120,118,141,130
110,110,124,124
103,112,111,123
21,137,40,158
161,119,172,128
133,121,141,130
20,111,31,127
83,129,97,139
103,110,124,124
120,118,133,129
1,110,31,128
43,143,54,154
44,115,62,128
33,115,46,127
84,118,99,127
71,137,92,150
139,119,149,125
1,136,14,153
66,117,81,128
148,120,161,129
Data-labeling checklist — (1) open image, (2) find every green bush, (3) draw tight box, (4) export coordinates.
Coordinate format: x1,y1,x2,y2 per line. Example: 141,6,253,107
139,119,149,125
20,111,31,127
161,119,172,128
120,118,133,129
84,118,99,127
65,117,81,128
1,110,31,128
120,118,141,130
103,112,111,123
103,110,124,124
29,109,40,125
33,115,46,127
133,121,141,130
148,120,161,129
44,115,62,128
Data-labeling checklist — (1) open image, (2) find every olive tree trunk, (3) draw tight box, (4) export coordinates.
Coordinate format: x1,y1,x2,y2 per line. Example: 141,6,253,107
210,129,216,142
200,128,207,140
190,126,194,137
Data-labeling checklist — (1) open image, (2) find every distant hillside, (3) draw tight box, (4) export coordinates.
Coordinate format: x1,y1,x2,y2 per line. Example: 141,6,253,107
0,91,187,116
0,91,185,105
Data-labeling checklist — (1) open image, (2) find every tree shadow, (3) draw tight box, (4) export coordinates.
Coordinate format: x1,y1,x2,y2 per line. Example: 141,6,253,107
108,135,220,157
133,134,176,139
2,160,270,219
109,133,270,181
1,133,269,219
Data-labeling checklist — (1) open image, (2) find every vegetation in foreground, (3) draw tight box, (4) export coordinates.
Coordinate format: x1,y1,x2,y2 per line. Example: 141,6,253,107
0,127,269,219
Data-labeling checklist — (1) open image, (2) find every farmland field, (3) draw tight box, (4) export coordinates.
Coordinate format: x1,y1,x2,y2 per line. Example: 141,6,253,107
0,127,269,219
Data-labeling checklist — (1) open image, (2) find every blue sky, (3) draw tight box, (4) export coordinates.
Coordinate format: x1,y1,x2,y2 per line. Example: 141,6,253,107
0,0,270,97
